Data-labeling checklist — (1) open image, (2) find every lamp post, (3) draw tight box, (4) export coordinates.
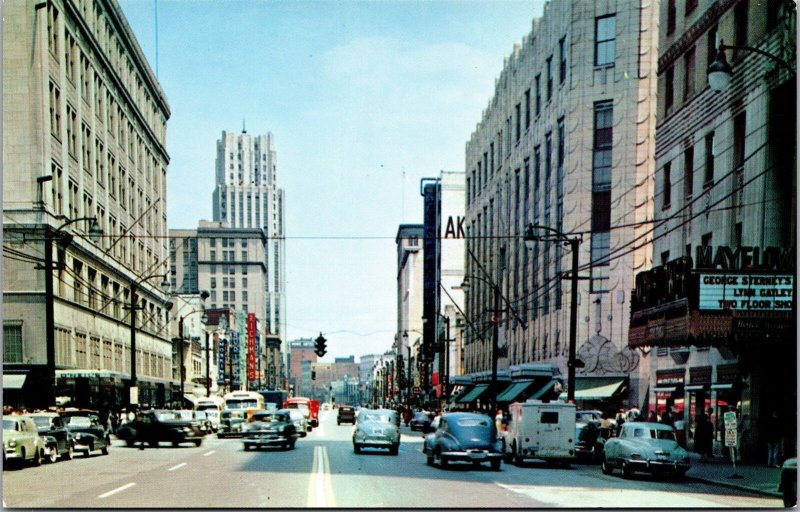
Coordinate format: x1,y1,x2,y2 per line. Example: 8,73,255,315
128,272,170,408
175,306,208,407
41,215,102,407
523,224,582,402
708,40,796,92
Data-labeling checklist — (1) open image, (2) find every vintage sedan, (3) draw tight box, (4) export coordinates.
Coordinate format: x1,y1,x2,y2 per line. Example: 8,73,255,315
29,413,74,462
423,412,503,471
409,412,432,432
288,409,309,436
242,410,298,451
62,414,111,456
353,409,400,455
337,406,356,425
116,410,204,447
601,422,690,478
3,415,47,467
217,409,246,438
574,421,604,462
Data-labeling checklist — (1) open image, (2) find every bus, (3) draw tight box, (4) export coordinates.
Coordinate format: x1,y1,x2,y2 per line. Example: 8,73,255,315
224,391,265,412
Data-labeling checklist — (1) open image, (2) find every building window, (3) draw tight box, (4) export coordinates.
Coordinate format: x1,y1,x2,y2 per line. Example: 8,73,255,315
515,103,521,142
546,56,553,100
594,15,616,66
733,112,746,170
3,323,23,363
704,132,715,184
667,0,676,34
684,146,694,198
733,0,748,60
535,74,541,115
707,25,718,67
559,36,567,83
49,82,62,139
663,162,672,208
683,46,695,101
591,101,612,293
210,277,217,289
665,66,674,115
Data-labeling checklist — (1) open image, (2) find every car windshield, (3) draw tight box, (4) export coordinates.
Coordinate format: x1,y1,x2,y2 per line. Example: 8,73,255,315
3,419,21,431
226,399,259,409
252,413,285,423
177,411,192,420
288,403,309,411
30,416,52,428
360,413,394,423
157,412,181,421
65,416,92,427
289,411,303,420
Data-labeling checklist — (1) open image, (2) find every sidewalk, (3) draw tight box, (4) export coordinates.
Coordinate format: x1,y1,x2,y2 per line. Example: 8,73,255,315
685,452,782,498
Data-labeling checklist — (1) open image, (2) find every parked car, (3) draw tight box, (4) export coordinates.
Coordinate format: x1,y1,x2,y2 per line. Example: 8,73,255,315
115,410,204,447
217,409,246,438
601,422,690,478
288,409,309,436
353,409,400,455
28,413,74,462
242,410,298,451
779,457,797,507
409,412,432,432
423,412,503,470
574,420,604,462
337,406,356,425
61,413,110,457
3,415,46,467
176,410,211,436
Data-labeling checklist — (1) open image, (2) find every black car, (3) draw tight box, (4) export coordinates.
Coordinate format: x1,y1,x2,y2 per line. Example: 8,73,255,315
61,413,110,457
242,410,298,451
422,412,503,470
29,413,74,462
574,421,604,462
116,410,204,448
410,412,432,432
779,457,797,507
337,406,356,425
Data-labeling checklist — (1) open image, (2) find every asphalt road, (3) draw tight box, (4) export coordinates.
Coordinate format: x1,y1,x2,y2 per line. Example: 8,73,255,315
2,410,782,508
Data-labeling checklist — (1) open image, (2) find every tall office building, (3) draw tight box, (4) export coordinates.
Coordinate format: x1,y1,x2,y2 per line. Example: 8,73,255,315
3,0,173,408
463,0,658,407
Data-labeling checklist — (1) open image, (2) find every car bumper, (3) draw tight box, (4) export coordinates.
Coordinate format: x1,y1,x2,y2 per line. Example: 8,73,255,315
355,437,399,447
4,448,24,460
243,433,294,446
626,458,691,473
442,450,503,462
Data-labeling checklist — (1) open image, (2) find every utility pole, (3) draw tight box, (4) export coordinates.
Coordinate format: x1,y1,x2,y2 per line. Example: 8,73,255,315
490,246,505,414
567,238,580,403
205,329,211,397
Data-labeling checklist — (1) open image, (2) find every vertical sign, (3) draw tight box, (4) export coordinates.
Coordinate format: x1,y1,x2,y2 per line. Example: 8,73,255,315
230,332,240,386
237,311,247,387
218,335,227,383
247,313,257,381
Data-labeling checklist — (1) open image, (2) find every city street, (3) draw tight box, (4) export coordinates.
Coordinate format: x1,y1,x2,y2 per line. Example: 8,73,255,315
3,410,781,508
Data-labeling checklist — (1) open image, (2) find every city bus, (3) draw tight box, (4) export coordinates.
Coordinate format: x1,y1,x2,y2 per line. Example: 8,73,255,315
224,391,265,413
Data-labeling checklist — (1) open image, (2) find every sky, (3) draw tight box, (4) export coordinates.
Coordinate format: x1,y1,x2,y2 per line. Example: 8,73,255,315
118,0,545,362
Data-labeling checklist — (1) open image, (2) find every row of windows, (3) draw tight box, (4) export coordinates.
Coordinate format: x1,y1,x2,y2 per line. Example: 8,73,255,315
209,250,249,262
210,277,249,289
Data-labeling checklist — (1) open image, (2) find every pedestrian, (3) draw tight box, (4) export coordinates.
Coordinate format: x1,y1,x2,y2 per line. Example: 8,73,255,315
765,410,782,467
660,407,674,426
647,410,657,423
495,409,504,438
673,410,687,448
626,405,641,423
402,407,411,427
694,412,713,462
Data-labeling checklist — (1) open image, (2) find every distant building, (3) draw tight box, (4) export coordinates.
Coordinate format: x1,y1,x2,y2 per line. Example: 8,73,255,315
395,224,424,406
3,0,173,409
288,338,316,396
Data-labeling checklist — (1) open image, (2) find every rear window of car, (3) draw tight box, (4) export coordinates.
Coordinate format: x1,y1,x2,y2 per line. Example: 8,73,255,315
456,418,490,427
66,416,92,427
361,413,393,423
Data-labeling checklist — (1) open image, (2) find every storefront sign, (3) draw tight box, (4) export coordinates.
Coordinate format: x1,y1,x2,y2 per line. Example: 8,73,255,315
247,313,257,380
218,337,227,382
230,333,240,385
698,274,793,310
695,246,795,271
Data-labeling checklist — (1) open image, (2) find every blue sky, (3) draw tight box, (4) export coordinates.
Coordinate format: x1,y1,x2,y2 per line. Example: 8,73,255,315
118,0,545,361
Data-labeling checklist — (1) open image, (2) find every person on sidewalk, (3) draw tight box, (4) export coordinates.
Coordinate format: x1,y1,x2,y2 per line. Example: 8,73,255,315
766,410,782,467
694,412,713,462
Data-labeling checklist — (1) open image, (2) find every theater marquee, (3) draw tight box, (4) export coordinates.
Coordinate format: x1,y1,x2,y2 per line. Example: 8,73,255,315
698,274,794,311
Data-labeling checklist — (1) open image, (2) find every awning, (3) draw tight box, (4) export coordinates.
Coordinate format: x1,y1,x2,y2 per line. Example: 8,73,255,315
456,383,489,404
559,378,628,400
448,385,473,404
496,381,534,403
529,379,558,400
685,384,708,392
711,383,735,390
653,386,678,393
3,374,27,389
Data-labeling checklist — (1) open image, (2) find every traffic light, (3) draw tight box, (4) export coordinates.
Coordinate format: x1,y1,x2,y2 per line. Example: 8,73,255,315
314,333,327,357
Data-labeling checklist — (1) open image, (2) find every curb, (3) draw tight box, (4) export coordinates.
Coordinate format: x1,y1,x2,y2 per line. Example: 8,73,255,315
689,475,782,499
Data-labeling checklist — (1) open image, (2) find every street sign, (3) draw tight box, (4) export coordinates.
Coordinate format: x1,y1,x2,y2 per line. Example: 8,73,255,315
129,386,139,405
725,428,737,447
724,411,737,428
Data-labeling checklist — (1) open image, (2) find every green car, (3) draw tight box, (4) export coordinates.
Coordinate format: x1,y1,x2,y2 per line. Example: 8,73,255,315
217,409,246,438
3,415,47,467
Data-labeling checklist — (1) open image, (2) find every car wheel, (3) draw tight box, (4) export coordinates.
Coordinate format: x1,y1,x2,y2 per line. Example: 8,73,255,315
601,456,613,475
783,488,797,508
64,444,74,460
148,440,158,448
353,444,361,454
101,443,109,455
289,440,296,450
511,442,523,466
126,439,135,447
491,459,502,471
390,443,399,456
437,450,448,469
194,439,202,447
244,444,251,451
31,448,43,467
673,469,687,480
47,446,58,464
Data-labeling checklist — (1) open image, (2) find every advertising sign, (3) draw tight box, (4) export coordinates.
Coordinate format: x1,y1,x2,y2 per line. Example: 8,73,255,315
230,332,240,385
237,311,247,385
218,337,227,382
698,274,793,311
247,313,257,380
725,428,737,447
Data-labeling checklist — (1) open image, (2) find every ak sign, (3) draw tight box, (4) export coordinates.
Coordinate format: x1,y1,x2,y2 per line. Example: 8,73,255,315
698,274,794,311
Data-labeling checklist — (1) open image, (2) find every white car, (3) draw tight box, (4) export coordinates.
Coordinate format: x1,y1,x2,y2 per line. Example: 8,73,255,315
286,409,308,437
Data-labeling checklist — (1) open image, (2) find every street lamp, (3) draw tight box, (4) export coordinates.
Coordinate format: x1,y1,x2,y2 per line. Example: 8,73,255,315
175,303,209,407
708,40,796,92
523,223,583,402
126,272,170,407
41,215,102,407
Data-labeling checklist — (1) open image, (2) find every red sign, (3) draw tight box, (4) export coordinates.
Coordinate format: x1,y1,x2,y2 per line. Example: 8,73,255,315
246,313,257,380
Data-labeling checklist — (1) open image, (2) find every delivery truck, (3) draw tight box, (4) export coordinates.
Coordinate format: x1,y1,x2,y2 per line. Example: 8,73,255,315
503,400,576,466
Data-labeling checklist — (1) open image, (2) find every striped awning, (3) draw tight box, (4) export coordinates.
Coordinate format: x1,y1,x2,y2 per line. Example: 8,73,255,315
456,384,490,404
3,374,26,389
496,381,534,403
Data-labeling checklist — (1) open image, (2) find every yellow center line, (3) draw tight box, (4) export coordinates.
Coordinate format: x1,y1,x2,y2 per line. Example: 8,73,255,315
307,445,335,507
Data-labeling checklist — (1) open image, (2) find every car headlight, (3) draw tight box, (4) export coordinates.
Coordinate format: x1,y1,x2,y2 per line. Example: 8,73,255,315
8,440,17,448
182,427,192,433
